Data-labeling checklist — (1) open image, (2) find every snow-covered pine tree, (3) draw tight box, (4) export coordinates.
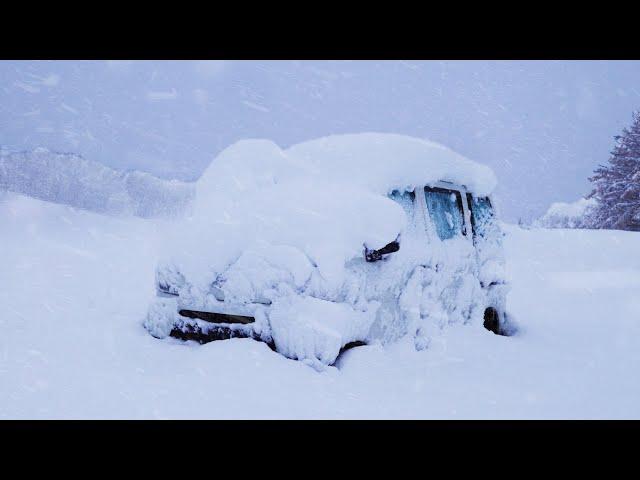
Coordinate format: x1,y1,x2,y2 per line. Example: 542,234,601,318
586,111,640,231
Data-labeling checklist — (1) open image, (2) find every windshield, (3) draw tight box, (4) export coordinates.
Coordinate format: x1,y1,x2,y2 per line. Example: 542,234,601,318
423,187,465,240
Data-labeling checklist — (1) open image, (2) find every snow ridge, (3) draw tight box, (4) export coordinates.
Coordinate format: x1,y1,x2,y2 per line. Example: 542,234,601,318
0,147,194,218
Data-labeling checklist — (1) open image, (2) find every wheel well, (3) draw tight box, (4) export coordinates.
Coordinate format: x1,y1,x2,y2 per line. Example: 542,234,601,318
483,307,504,335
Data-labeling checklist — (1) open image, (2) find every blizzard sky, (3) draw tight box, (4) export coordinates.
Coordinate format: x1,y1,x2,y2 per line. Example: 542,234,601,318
1,60,639,221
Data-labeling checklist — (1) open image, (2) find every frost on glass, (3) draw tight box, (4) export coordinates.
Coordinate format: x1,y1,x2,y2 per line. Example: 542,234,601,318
469,195,494,238
388,189,415,217
424,187,464,240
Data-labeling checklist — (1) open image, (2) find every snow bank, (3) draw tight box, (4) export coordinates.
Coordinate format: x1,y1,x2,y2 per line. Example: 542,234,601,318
153,133,503,365
286,133,497,197
0,147,194,218
535,197,596,229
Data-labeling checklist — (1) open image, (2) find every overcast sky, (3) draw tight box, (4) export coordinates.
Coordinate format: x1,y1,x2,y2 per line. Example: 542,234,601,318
2,60,639,220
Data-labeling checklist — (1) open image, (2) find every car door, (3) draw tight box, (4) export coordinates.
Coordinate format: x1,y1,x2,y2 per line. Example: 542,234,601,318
364,188,421,343
419,184,478,326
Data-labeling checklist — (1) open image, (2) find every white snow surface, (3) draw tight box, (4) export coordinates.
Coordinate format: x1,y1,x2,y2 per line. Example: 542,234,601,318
284,133,497,197
3,191,640,418
536,197,597,228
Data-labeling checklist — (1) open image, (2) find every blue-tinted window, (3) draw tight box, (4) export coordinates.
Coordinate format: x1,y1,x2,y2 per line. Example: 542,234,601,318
424,187,465,240
388,189,415,216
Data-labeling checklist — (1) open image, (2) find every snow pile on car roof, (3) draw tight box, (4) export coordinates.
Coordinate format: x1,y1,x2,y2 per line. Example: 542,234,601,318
286,133,496,196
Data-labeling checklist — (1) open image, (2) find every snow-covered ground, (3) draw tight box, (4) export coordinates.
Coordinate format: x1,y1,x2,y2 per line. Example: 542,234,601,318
2,192,639,419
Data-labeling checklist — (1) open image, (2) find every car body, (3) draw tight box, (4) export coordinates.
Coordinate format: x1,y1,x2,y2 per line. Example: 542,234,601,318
144,134,511,366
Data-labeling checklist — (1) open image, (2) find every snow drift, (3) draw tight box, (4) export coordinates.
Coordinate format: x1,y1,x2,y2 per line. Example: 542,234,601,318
3,190,640,418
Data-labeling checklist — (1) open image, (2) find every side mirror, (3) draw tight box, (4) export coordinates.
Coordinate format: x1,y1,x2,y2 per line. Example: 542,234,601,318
364,239,400,262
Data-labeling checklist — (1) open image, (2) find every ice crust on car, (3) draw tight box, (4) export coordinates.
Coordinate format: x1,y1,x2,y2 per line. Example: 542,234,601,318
146,133,505,365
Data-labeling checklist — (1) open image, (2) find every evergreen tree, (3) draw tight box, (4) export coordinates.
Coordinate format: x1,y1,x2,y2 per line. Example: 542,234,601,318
587,111,640,231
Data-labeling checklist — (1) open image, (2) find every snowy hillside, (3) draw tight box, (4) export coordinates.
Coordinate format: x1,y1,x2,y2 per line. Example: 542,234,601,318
0,147,194,218
2,191,639,419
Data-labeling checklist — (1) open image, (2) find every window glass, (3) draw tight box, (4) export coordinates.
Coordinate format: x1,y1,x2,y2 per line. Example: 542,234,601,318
388,189,415,217
424,187,465,240
467,194,494,238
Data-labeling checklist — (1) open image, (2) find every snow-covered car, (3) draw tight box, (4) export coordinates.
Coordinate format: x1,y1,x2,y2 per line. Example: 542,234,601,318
144,133,512,367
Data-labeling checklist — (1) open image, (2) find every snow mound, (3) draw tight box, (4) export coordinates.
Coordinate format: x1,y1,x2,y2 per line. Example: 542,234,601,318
536,197,597,229
172,136,415,293
286,133,497,196
269,296,376,368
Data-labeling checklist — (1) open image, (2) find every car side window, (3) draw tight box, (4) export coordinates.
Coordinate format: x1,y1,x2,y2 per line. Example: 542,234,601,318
466,193,494,238
424,186,465,240
388,189,416,216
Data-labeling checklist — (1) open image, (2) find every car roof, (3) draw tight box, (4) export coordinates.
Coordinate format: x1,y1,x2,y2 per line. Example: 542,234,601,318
286,133,497,197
